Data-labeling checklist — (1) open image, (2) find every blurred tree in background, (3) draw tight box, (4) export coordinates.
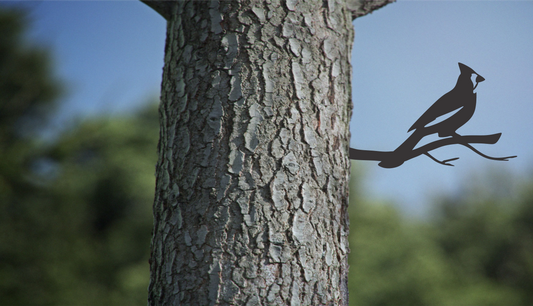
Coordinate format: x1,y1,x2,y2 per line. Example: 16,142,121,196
0,104,159,305
428,169,533,306
0,7,61,214
348,165,533,306
0,6,157,305
2,5,533,306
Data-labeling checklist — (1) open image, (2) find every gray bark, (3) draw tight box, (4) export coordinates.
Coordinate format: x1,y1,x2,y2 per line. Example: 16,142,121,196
146,0,393,305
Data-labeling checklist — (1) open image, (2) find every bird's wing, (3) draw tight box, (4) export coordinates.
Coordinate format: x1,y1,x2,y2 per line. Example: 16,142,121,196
408,92,462,132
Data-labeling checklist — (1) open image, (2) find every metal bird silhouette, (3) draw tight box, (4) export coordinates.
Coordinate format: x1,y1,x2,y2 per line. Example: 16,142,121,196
349,62,516,168
408,62,485,137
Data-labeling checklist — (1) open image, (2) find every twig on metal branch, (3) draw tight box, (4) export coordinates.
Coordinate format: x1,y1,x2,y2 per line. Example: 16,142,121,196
459,142,517,161
424,153,459,166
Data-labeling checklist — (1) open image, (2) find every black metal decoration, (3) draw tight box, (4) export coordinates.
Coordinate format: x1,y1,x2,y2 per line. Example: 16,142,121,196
350,63,517,168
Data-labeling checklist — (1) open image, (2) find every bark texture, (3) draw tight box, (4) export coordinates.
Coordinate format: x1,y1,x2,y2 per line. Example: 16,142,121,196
148,0,355,305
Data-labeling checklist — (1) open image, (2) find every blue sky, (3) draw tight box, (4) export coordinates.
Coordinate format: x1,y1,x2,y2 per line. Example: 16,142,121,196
11,1,167,123
4,1,533,215
351,1,533,214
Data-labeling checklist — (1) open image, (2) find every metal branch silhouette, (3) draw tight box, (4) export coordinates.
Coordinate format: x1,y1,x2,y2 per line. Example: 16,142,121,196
350,63,516,168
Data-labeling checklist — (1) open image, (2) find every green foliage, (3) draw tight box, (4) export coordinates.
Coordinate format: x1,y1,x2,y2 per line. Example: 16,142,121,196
0,7,62,145
348,164,533,306
0,7,158,304
0,6,62,205
430,169,533,305
0,105,159,305
348,169,455,306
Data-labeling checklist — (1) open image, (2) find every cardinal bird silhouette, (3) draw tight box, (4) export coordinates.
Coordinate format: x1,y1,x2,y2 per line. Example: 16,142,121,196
409,63,484,137
350,62,516,168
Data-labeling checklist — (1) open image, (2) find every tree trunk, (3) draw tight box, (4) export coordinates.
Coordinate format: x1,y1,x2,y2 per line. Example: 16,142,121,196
146,0,391,305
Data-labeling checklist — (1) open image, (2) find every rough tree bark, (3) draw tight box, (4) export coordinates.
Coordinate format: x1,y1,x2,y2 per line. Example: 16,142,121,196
143,0,393,305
